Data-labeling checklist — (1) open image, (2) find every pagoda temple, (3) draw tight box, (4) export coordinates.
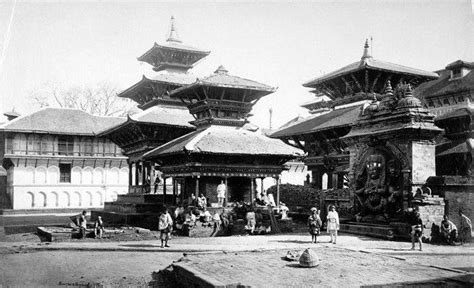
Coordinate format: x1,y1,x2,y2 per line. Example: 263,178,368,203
271,40,438,191
143,66,303,207
98,17,209,194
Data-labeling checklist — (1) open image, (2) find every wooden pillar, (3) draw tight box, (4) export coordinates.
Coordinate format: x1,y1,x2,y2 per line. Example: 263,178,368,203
163,177,167,203
141,162,146,186
150,165,155,193
134,163,139,186
195,176,200,202
250,177,254,206
327,172,333,189
276,176,280,208
224,177,228,207
261,177,264,196
128,162,133,188
172,178,176,205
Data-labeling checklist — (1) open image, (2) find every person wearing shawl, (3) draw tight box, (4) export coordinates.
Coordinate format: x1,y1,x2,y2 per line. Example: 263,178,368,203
158,207,173,248
327,205,339,244
459,210,472,245
307,207,322,243
441,215,458,245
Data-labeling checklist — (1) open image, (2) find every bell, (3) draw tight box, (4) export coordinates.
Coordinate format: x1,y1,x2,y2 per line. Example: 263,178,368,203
298,248,320,268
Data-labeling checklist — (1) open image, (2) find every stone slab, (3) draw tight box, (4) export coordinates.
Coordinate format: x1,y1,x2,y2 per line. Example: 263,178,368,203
170,248,470,287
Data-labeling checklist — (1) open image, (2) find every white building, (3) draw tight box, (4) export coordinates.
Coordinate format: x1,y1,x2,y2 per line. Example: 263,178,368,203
0,108,129,210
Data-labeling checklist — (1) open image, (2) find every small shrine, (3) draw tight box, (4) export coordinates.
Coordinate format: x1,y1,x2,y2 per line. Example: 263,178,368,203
143,66,303,208
342,83,442,223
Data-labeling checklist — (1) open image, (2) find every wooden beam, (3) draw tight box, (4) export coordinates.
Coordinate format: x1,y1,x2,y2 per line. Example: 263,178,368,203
220,88,225,100
365,70,369,92
292,136,305,151
242,89,249,102
370,72,382,92
350,73,363,91
327,80,344,98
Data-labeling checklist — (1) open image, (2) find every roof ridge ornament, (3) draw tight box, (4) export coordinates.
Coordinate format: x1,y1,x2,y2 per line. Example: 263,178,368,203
214,65,229,74
361,39,372,61
167,16,182,43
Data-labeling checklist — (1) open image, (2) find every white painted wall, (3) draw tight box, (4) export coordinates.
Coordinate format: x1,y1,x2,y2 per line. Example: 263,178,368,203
10,165,128,210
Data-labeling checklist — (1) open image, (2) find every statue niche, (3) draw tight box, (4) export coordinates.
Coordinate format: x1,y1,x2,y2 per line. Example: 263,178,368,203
354,149,403,223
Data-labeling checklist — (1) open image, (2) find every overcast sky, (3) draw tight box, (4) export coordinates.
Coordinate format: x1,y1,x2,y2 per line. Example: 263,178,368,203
0,0,472,128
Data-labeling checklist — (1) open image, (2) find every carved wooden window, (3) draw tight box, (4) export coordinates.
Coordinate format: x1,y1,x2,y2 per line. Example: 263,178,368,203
59,163,71,183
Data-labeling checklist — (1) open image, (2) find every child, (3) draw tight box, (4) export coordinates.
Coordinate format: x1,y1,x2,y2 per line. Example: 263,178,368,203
307,207,322,243
158,207,173,248
410,208,423,251
94,216,105,239
327,205,339,244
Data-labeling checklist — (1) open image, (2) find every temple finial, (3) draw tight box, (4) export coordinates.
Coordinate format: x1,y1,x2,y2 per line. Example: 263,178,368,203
384,80,393,96
167,16,182,43
405,83,413,97
361,39,372,60
214,65,228,74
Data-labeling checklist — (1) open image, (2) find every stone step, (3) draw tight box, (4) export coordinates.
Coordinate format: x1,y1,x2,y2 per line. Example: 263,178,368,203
340,223,395,240
104,202,164,214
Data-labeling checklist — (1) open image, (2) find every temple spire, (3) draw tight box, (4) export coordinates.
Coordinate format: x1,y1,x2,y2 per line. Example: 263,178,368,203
167,16,182,43
361,39,372,61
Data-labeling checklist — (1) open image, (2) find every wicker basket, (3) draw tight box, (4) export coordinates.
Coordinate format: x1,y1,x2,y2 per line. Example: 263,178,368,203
298,248,320,268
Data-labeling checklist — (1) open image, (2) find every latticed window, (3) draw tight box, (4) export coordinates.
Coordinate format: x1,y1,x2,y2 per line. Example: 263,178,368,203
27,134,41,155
82,138,93,156
58,136,74,156
59,163,71,183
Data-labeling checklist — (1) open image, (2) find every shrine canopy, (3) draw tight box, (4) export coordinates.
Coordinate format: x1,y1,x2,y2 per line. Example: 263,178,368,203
143,124,303,178
143,66,303,178
96,105,195,162
303,39,438,105
119,16,210,108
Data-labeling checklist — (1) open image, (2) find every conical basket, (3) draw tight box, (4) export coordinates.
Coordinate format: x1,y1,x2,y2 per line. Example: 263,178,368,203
298,248,320,268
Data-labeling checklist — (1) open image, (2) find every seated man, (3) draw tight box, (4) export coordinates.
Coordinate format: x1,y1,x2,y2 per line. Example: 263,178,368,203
201,208,212,225
197,194,207,209
245,208,256,235
94,216,105,239
184,209,197,227
440,215,458,245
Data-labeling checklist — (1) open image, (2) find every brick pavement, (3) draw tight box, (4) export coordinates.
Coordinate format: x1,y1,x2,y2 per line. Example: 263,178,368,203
172,247,471,287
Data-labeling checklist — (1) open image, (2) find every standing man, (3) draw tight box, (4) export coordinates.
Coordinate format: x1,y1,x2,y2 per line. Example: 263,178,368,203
217,180,227,207
78,210,87,239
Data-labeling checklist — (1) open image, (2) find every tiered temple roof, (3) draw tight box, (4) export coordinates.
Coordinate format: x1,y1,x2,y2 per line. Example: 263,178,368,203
303,40,438,103
103,17,209,159
118,16,210,109
97,105,195,161
272,40,438,140
169,65,276,127
143,66,302,178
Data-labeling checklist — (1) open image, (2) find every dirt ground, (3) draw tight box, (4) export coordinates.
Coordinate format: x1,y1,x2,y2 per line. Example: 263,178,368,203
0,232,472,287
0,250,182,287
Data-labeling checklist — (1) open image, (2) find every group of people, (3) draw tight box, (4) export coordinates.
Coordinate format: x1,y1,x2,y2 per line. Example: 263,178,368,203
76,210,105,239
409,209,472,251
438,211,472,245
307,205,339,244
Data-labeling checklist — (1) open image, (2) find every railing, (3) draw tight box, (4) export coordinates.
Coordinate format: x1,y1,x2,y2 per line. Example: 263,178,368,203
5,149,122,157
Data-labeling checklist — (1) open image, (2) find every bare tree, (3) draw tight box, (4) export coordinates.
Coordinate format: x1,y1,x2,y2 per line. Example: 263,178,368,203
29,82,136,117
